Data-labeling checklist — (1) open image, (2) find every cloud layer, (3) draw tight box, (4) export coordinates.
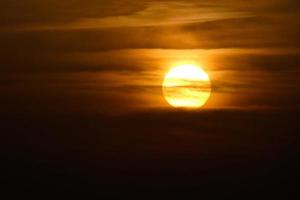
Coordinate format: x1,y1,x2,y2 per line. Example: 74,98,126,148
1,0,300,110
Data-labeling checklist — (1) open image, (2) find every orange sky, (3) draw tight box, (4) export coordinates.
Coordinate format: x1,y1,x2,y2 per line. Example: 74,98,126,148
0,0,300,114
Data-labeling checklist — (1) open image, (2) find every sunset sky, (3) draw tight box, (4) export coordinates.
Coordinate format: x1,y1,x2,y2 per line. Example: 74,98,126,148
1,0,300,197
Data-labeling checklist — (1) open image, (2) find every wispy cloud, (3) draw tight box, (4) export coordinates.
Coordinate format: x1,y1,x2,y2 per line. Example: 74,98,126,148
4,2,252,32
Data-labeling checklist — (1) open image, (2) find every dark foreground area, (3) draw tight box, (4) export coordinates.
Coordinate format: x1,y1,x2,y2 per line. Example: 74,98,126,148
1,109,300,198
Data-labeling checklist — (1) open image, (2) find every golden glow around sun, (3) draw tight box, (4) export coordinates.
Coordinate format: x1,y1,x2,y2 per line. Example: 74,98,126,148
163,64,211,108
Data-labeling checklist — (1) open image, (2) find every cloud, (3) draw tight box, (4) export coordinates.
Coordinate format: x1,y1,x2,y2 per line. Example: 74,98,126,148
0,0,300,111
0,0,146,27
4,2,251,31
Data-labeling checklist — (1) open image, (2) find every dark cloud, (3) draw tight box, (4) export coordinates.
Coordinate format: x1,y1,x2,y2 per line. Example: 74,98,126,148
213,53,300,71
0,0,145,27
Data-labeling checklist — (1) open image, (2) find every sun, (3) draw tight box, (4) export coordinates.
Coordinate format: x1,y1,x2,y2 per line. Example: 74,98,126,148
163,64,211,109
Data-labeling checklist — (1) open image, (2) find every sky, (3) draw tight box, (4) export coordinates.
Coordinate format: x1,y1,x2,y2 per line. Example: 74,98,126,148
1,0,300,114
1,0,300,196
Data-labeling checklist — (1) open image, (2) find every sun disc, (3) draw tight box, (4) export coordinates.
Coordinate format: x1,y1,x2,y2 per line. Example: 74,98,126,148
163,64,211,108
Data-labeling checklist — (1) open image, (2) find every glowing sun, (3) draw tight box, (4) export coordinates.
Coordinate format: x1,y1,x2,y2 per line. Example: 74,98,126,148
163,64,211,109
